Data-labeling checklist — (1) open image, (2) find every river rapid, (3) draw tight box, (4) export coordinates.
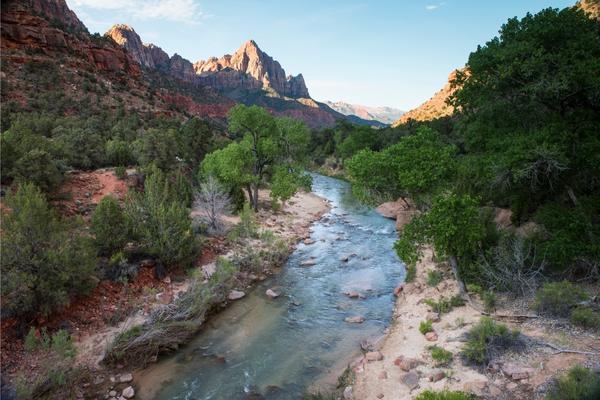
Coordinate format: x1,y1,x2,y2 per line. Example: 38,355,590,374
136,173,405,400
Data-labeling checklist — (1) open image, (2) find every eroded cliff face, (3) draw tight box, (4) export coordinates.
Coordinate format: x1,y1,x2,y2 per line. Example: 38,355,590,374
1,0,139,75
194,40,310,98
392,70,462,126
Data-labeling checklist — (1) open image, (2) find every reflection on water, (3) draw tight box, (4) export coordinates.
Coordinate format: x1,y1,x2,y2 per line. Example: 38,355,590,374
136,173,405,400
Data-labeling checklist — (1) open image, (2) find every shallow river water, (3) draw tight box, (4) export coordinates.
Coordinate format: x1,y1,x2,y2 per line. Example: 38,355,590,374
136,173,405,400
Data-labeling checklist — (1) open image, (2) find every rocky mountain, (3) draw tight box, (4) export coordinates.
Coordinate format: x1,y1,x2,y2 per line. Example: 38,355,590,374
392,69,461,126
105,24,376,128
578,0,600,19
325,101,403,125
194,40,310,99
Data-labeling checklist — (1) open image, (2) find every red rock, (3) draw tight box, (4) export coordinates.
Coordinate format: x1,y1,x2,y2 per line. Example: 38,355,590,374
502,363,535,380
425,332,438,342
393,283,405,297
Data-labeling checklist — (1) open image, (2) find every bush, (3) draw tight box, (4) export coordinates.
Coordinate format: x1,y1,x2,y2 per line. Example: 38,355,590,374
91,195,128,255
126,169,197,268
424,295,465,314
419,320,433,334
570,307,600,330
546,365,600,400
462,317,520,365
427,270,443,287
482,291,496,313
0,183,96,317
50,330,76,358
429,345,453,365
12,149,63,192
466,284,483,295
404,264,416,283
415,390,475,400
228,203,259,241
534,281,588,317
115,166,127,179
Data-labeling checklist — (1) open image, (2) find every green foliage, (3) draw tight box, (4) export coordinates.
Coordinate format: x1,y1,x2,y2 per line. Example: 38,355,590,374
546,365,600,400
462,317,520,365
482,291,497,313
419,320,433,334
466,284,483,295
414,390,475,400
533,201,600,272
126,169,197,268
534,281,588,317
424,296,465,314
91,195,128,255
337,125,378,159
106,139,135,166
12,149,63,192
178,117,218,169
53,126,106,169
404,264,416,283
115,166,127,179
204,105,311,211
228,203,260,241
135,127,180,170
427,270,443,287
270,166,312,206
0,183,96,317
395,193,485,277
346,127,456,204
24,327,39,352
50,329,76,359
429,345,453,365
570,307,600,330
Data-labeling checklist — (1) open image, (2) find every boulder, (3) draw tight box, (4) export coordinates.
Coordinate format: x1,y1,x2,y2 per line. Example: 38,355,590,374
395,357,422,371
345,316,365,324
118,373,133,383
265,289,280,299
502,363,535,380
429,371,446,382
303,238,315,245
122,386,135,399
300,259,316,267
228,290,246,300
365,351,383,361
400,371,420,390
396,210,419,232
343,386,353,400
376,200,404,219
345,291,363,299
426,312,440,322
393,283,405,297
425,332,438,342
201,262,216,279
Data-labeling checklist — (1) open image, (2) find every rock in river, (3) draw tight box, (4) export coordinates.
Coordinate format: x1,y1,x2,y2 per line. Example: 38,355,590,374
345,316,365,324
228,290,246,300
266,289,280,299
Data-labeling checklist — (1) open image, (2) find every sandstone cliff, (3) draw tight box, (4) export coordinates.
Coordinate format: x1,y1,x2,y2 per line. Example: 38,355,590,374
194,40,310,98
392,69,461,126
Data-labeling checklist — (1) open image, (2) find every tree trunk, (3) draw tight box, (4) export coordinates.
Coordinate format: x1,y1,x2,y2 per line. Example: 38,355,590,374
252,183,259,211
449,255,466,295
246,184,254,209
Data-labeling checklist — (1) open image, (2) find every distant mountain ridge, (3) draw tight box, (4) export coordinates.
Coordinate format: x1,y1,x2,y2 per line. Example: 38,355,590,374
325,101,403,125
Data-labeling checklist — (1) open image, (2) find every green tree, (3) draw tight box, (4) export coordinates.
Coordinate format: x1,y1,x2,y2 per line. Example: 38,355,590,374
1,183,96,317
126,169,196,268
91,195,128,256
179,117,218,169
203,105,311,210
135,128,180,170
13,149,63,192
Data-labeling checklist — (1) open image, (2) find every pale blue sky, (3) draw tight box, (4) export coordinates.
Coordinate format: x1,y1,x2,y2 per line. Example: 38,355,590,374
67,0,574,110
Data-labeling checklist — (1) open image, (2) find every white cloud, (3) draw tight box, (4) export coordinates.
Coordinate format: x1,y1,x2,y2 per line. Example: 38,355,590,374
425,2,446,11
69,0,204,24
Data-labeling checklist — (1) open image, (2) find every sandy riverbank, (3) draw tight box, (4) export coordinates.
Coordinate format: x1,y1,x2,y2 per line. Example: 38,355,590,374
350,248,600,399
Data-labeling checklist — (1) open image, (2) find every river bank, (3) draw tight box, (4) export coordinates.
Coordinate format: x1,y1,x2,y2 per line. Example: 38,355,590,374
350,247,600,399
69,188,331,399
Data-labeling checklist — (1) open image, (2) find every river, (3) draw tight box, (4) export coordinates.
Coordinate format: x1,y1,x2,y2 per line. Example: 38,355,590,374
136,173,405,400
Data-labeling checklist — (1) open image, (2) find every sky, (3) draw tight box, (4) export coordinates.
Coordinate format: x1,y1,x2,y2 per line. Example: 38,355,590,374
67,0,574,110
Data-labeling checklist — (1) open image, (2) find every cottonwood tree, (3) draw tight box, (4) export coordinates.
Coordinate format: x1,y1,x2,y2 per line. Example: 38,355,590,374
194,175,232,234
202,105,311,211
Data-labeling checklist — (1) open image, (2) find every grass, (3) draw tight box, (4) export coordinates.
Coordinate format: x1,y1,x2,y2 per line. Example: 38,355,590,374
462,317,521,365
429,345,453,365
534,281,588,317
419,320,434,334
414,390,475,400
405,264,416,283
482,291,496,313
546,365,600,400
427,270,443,287
424,295,465,314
